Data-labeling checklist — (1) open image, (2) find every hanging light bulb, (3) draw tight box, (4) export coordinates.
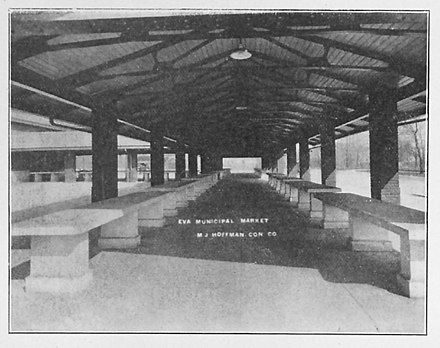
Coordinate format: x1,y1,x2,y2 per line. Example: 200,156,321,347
230,38,252,60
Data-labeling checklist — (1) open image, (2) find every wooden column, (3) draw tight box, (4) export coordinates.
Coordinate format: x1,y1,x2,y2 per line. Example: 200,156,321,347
175,144,186,180
261,155,269,170
369,86,400,204
64,151,76,183
150,124,165,186
320,118,336,187
201,153,209,174
287,141,298,177
269,156,278,173
189,151,198,177
126,151,138,182
91,105,118,202
299,137,310,180
212,154,223,171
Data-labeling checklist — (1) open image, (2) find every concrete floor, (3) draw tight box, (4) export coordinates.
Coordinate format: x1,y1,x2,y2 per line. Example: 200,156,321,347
10,175,425,333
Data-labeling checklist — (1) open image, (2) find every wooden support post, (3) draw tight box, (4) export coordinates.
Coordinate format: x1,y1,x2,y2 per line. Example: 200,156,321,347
299,137,310,181
320,118,336,187
287,141,298,177
261,155,269,170
175,143,186,180
64,151,76,183
212,154,223,171
369,86,400,204
269,156,278,173
151,124,165,186
91,105,118,202
201,153,209,174
189,151,198,177
126,151,138,182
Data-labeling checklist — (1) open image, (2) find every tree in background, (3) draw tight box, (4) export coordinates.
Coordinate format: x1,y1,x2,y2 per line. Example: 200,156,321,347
309,120,426,174
399,122,426,174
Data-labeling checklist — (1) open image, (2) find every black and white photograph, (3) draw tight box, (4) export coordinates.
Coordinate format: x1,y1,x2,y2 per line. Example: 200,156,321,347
3,2,435,344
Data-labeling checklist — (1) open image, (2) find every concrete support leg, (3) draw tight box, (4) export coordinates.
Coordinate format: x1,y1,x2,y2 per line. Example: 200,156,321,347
91,106,118,202
99,211,140,249
369,86,401,204
349,216,393,251
299,138,311,181
33,173,43,182
310,195,324,225
275,178,282,192
320,119,336,187
25,233,92,293
298,190,311,214
289,187,299,207
283,182,291,200
187,184,197,200
396,224,425,297
50,172,61,182
126,151,138,183
139,200,165,227
322,205,350,229
176,189,189,209
163,192,178,217
64,151,77,183
151,126,165,186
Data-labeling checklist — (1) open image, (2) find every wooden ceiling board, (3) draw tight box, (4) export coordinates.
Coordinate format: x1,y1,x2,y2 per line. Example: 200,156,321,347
308,73,359,88
47,32,122,45
76,75,149,95
157,39,205,62
275,36,325,57
244,38,307,64
173,39,237,68
99,54,156,76
327,47,388,67
18,41,160,79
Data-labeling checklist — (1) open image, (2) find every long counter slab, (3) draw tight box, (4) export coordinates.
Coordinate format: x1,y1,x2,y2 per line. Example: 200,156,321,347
313,192,426,298
10,171,226,294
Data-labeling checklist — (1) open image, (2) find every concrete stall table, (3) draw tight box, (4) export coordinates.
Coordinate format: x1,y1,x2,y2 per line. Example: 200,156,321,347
314,192,426,298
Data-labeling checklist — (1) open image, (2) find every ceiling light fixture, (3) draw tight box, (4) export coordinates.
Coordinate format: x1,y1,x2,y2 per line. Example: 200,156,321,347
230,38,252,60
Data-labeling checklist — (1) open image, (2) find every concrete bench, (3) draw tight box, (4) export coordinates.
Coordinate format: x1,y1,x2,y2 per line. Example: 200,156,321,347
81,190,175,249
183,172,220,196
10,172,224,294
219,168,231,179
314,192,426,298
11,187,189,293
90,173,223,248
277,177,303,200
11,209,124,293
266,173,288,190
149,180,197,211
283,181,341,219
